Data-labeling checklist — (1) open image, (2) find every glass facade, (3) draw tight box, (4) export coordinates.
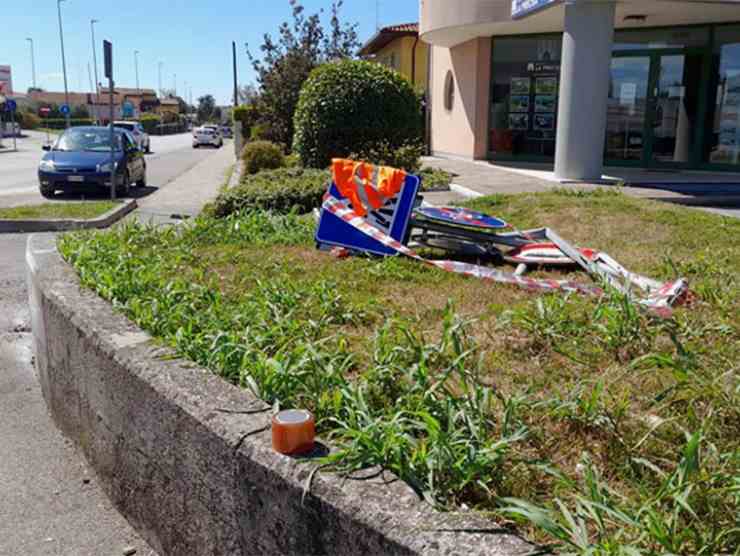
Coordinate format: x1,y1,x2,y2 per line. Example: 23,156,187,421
489,24,740,170
489,36,562,159
709,25,740,166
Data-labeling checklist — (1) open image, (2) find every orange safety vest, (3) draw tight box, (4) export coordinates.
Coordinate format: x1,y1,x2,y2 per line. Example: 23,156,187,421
332,159,407,217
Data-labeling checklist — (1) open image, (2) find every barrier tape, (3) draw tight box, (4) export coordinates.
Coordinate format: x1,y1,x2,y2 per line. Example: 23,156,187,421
321,196,689,315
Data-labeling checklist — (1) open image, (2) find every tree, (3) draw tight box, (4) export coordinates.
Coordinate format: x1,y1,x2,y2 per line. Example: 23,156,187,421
196,94,216,123
245,0,359,149
238,84,259,105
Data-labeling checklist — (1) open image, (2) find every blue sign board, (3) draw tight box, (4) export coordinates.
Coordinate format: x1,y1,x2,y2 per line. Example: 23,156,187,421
4,99,17,112
511,0,561,19
59,104,70,115
122,101,134,118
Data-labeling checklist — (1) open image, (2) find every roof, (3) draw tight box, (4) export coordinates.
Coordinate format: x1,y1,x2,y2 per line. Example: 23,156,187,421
115,87,157,96
358,22,419,56
159,98,179,106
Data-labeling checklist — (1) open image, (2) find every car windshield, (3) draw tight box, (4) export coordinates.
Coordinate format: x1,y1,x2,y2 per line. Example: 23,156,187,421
54,128,123,152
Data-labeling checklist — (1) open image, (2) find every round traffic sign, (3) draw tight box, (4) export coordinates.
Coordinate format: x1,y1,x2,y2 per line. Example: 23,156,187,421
59,104,70,115
5,99,17,112
39,106,51,116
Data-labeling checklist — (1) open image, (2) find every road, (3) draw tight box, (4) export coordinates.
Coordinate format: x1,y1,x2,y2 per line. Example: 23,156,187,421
0,132,232,556
0,131,213,208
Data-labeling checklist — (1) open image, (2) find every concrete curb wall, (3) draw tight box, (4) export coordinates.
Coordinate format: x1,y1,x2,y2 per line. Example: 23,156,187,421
1,199,137,234
27,234,534,556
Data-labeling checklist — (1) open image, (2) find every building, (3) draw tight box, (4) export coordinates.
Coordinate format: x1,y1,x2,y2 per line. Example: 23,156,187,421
359,23,429,92
420,0,740,179
157,97,180,117
26,88,168,122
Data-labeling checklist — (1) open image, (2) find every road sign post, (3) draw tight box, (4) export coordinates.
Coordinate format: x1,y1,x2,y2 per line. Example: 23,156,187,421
7,99,17,151
104,40,115,200
39,106,51,146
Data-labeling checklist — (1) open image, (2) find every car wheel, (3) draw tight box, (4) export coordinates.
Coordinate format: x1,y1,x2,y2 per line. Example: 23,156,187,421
39,183,56,199
136,169,146,188
117,170,131,197
145,142,151,154
193,143,199,149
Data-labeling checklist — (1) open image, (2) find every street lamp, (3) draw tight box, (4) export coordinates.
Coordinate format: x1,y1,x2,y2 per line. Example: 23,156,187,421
91,18,100,122
158,61,163,97
173,73,177,97
25,38,36,89
57,0,70,128
134,50,140,93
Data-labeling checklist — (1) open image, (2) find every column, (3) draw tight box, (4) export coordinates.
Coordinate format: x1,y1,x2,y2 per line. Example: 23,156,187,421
554,0,616,181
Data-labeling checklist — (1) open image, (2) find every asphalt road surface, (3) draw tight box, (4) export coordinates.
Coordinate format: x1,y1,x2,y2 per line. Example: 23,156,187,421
0,131,232,556
0,130,213,208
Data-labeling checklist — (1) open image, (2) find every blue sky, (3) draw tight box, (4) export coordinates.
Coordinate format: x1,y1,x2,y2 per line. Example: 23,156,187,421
2,0,419,105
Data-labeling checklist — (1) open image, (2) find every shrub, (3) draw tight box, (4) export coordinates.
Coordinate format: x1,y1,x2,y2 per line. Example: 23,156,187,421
241,140,285,175
249,122,271,142
233,104,260,139
208,167,329,217
349,141,423,173
139,114,161,134
418,167,453,191
18,112,41,130
294,59,423,169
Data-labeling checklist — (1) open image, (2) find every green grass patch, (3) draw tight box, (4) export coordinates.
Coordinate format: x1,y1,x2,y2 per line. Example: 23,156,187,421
58,190,740,553
0,201,118,220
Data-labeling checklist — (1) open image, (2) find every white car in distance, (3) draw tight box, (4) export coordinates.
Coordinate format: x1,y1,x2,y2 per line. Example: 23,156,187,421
192,125,223,148
113,121,150,153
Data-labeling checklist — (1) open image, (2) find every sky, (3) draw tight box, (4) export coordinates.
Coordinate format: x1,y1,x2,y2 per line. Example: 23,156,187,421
1,0,419,106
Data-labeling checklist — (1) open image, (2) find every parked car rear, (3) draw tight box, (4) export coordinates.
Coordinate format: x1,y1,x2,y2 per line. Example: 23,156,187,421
113,121,150,153
192,126,223,148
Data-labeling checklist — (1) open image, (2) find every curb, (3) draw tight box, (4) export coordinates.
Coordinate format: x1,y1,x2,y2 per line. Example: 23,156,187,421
26,235,534,556
449,182,485,199
0,199,137,234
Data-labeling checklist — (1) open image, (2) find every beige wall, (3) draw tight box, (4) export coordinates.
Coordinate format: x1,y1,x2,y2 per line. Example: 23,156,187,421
372,36,429,92
429,37,490,159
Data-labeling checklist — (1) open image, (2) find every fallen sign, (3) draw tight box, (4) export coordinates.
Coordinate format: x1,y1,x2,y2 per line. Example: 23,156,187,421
315,159,689,315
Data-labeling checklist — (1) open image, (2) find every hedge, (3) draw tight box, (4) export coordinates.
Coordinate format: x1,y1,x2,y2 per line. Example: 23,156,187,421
293,59,423,169
207,167,330,217
241,141,285,175
233,104,260,140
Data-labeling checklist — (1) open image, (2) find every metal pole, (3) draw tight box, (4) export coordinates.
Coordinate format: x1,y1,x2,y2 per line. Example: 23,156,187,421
109,76,115,200
232,41,238,106
91,19,100,120
158,61,163,97
57,0,70,128
134,50,140,93
26,38,36,88
173,73,177,97
10,108,17,151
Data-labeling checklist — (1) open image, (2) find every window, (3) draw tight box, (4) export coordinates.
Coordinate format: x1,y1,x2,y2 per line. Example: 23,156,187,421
444,71,455,111
710,25,740,166
489,35,562,158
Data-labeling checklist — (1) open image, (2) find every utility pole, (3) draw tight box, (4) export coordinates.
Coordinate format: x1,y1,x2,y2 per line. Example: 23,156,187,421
232,41,238,106
158,62,163,97
57,0,70,128
91,19,100,122
26,38,36,89
87,62,94,93
173,73,177,97
134,50,140,93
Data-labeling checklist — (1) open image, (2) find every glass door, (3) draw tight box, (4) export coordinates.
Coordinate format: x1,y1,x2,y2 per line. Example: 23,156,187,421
606,50,704,168
648,52,702,166
605,56,651,163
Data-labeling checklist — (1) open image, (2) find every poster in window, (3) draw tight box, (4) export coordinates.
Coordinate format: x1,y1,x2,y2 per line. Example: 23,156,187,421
509,95,530,113
533,113,554,131
510,77,530,95
509,113,529,130
534,95,556,113
535,76,558,95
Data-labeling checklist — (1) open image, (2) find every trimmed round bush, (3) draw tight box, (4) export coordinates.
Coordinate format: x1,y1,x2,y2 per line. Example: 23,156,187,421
241,140,285,175
208,167,329,217
293,60,422,169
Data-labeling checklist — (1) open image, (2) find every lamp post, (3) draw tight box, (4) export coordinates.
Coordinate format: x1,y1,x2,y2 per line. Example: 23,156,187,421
26,38,36,89
57,0,70,128
158,61,163,97
134,50,140,93
173,73,177,97
91,19,100,122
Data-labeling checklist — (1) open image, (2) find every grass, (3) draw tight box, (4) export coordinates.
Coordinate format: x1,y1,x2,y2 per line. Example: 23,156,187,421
0,201,118,220
58,190,740,554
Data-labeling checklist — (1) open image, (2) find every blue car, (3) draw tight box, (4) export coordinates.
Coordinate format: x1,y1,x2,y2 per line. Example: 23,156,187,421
38,126,146,198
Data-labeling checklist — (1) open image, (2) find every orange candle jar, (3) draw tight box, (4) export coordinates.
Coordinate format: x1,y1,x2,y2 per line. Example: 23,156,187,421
271,409,316,455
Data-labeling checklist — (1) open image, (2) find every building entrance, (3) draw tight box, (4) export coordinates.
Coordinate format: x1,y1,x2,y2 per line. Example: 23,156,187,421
605,49,705,168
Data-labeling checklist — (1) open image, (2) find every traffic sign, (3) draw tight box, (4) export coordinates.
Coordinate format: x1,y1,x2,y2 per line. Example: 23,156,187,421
39,106,51,116
60,104,70,115
4,99,17,112
122,100,134,118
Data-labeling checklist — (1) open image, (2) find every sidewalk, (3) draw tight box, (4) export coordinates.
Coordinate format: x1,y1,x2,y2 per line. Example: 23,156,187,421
422,156,740,211
132,144,235,224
